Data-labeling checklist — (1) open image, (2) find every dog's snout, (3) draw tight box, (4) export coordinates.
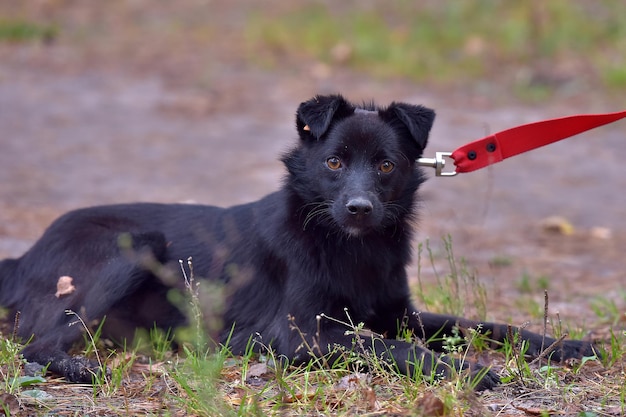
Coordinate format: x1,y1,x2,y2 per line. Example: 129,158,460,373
346,197,373,216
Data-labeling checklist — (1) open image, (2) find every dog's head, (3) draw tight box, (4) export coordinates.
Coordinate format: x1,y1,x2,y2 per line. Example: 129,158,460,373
283,94,435,237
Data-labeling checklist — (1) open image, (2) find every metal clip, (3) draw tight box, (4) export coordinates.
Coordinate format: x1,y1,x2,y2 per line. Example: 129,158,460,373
417,152,457,177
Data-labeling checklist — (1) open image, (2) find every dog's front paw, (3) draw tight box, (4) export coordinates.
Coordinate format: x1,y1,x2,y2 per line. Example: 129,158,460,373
526,338,597,362
551,339,598,362
436,357,500,391
58,356,110,383
469,366,500,391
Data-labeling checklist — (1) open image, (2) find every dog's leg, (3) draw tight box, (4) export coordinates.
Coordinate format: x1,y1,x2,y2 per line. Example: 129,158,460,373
411,311,596,361
365,335,501,391
21,330,102,383
19,261,161,383
289,326,500,390
18,231,170,383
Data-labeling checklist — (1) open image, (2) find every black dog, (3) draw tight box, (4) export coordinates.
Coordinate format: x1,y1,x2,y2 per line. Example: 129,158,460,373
0,95,594,390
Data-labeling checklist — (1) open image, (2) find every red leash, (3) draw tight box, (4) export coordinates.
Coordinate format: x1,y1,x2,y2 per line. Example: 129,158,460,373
419,110,626,176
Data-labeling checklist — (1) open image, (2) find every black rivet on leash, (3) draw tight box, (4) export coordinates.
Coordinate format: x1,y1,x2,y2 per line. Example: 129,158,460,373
467,150,477,160
486,142,497,153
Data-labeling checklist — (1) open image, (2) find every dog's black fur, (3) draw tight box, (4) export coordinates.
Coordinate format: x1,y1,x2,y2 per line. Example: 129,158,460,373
0,95,594,390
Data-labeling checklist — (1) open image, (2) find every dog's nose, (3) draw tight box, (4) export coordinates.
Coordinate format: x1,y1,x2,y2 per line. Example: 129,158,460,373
346,197,373,216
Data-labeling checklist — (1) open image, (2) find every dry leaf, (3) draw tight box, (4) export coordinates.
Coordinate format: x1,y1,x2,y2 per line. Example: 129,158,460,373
590,226,612,239
416,392,445,416
282,391,316,403
0,393,19,415
334,372,370,390
247,362,269,378
361,386,378,411
511,402,558,415
55,276,76,298
540,216,574,235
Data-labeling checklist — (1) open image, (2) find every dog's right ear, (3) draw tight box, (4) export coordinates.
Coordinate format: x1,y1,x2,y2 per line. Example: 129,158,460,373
296,94,355,140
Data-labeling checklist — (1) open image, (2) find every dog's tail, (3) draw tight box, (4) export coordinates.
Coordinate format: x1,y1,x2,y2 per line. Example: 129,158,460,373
0,258,19,306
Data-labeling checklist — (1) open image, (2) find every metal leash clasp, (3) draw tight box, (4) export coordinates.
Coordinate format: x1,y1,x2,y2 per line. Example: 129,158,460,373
417,152,457,177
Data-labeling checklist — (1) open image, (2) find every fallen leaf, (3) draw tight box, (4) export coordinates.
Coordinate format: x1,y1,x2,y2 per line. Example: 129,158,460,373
21,389,54,401
247,362,269,378
55,276,76,298
540,216,574,235
334,372,370,390
361,386,378,411
17,375,46,387
0,393,19,415
226,387,246,406
416,392,445,416
511,402,559,415
590,226,611,239
282,391,316,403
330,42,352,64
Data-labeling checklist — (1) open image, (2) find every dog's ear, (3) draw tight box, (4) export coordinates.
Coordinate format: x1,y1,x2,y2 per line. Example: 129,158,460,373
296,94,355,140
381,103,436,150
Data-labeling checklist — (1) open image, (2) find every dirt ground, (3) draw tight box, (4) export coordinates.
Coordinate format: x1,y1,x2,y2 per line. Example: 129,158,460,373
0,0,624,398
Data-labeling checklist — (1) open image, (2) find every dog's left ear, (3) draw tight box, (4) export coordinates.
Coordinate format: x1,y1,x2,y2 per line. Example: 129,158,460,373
381,103,436,150
296,94,355,140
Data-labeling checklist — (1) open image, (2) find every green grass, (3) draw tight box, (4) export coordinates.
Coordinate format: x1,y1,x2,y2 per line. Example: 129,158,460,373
0,239,624,415
0,19,57,43
0,333,27,396
416,235,488,320
517,272,551,294
245,1,626,97
3,1,624,104
591,292,626,326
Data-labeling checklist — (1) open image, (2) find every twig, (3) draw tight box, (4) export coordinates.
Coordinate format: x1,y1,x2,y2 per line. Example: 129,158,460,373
11,311,20,342
541,289,548,354
413,311,427,345
529,333,568,367
65,309,109,390
507,324,525,386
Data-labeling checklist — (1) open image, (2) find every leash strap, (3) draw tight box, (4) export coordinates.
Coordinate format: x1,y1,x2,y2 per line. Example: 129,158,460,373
419,110,626,175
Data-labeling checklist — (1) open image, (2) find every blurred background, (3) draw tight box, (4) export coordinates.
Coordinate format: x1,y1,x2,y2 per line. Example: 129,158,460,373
0,0,624,326
2,1,625,102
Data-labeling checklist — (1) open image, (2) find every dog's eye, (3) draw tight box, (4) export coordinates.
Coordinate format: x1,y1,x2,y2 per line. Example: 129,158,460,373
326,156,342,170
379,160,395,173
